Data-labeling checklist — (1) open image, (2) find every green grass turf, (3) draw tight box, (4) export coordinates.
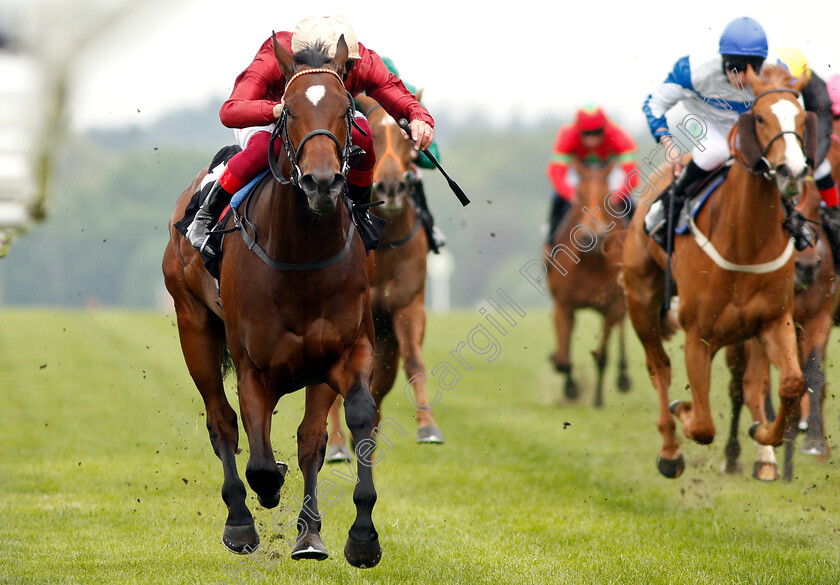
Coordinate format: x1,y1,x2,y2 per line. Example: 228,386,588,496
1,308,839,584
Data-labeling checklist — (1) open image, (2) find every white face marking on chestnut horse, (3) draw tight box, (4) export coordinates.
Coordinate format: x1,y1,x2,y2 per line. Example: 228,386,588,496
770,99,807,177
306,85,326,106
380,116,395,127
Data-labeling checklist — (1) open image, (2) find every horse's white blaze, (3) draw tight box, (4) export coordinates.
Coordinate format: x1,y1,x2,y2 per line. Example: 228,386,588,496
770,100,807,176
306,85,326,106
380,116,394,127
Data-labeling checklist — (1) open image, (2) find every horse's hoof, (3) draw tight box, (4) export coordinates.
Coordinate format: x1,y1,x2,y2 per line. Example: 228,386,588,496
721,459,742,475
248,461,287,509
618,375,632,393
656,454,685,479
668,400,682,415
344,534,382,569
222,523,260,555
417,425,444,444
326,444,353,464
748,421,761,440
801,436,828,456
752,461,780,482
291,532,329,561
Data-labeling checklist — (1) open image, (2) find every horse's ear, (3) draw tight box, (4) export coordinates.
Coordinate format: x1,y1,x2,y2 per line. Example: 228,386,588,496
414,88,423,102
333,34,349,75
738,113,763,169
744,64,764,94
803,111,818,168
273,31,295,77
792,71,809,94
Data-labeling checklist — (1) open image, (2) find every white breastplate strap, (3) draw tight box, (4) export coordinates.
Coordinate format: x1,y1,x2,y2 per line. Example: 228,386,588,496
688,216,794,274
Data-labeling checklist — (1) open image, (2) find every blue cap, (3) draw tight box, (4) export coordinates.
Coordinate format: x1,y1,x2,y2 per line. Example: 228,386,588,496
719,17,768,58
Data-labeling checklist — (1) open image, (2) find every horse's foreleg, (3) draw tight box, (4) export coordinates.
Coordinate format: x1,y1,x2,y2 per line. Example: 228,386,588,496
237,365,285,509
552,303,578,400
677,329,716,445
394,296,441,442
723,344,746,474
592,306,623,408
799,311,831,459
740,339,779,481
170,292,257,553
624,289,678,477
329,339,381,569
751,314,804,447
290,384,335,561
369,324,400,428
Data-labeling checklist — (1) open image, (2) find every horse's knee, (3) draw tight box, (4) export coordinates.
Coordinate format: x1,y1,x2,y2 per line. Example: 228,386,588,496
779,374,804,400
344,388,376,432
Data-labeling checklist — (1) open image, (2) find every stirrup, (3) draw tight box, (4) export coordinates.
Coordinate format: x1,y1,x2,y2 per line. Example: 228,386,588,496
198,234,218,259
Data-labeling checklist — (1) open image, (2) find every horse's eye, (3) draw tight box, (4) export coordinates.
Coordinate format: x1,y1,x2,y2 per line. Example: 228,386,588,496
755,114,764,124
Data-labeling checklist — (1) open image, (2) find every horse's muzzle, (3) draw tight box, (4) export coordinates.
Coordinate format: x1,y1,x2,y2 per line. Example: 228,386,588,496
300,172,346,213
773,164,808,198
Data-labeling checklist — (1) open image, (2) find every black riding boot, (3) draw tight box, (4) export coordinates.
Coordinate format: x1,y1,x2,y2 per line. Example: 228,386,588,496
547,196,571,244
409,177,445,254
644,160,712,249
347,183,372,206
821,205,840,275
186,180,232,258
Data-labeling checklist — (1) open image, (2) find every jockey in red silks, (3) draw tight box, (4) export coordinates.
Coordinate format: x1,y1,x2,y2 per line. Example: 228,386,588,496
545,104,639,242
186,15,435,258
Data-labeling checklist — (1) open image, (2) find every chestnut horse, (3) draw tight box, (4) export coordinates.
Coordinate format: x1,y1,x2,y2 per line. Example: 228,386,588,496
325,93,441,463
723,179,837,481
162,38,381,567
622,65,816,478
547,162,630,407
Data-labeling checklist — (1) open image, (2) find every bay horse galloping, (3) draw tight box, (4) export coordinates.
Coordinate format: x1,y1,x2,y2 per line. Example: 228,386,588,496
622,65,816,478
548,162,631,407
326,93,441,462
162,37,381,567
723,179,837,481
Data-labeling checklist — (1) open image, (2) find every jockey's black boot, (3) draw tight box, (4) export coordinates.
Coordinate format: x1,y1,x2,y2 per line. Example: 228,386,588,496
186,180,232,258
409,177,445,253
347,183,372,206
546,196,572,244
644,160,711,250
821,205,840,275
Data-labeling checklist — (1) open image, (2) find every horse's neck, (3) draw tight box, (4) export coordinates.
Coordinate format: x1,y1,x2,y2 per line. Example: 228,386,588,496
714,165,786,259
261,185,350,261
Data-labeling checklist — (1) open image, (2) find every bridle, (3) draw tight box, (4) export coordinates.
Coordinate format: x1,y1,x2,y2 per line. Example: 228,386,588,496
730,88,810,179
268,68,357,186
364,104,410,184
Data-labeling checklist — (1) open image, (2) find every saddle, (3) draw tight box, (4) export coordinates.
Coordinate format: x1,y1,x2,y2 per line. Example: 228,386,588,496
674,163,730,235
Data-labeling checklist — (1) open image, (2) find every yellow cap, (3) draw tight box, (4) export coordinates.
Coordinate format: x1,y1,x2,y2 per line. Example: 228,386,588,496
291,15,361,61
776,47,811,81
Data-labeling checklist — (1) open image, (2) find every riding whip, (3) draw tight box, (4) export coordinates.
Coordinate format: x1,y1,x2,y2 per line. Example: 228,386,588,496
398,119,470,206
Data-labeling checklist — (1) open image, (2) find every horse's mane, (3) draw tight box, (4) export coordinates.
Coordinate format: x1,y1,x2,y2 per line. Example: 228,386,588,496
758,63,795,88
294,42,333,68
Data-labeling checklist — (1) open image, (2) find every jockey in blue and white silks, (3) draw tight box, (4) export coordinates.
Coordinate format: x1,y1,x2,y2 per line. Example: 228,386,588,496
643,17,768,248
643,54,756,172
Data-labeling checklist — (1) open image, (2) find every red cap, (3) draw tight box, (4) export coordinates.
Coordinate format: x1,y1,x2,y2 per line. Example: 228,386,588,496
576,104,608,132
